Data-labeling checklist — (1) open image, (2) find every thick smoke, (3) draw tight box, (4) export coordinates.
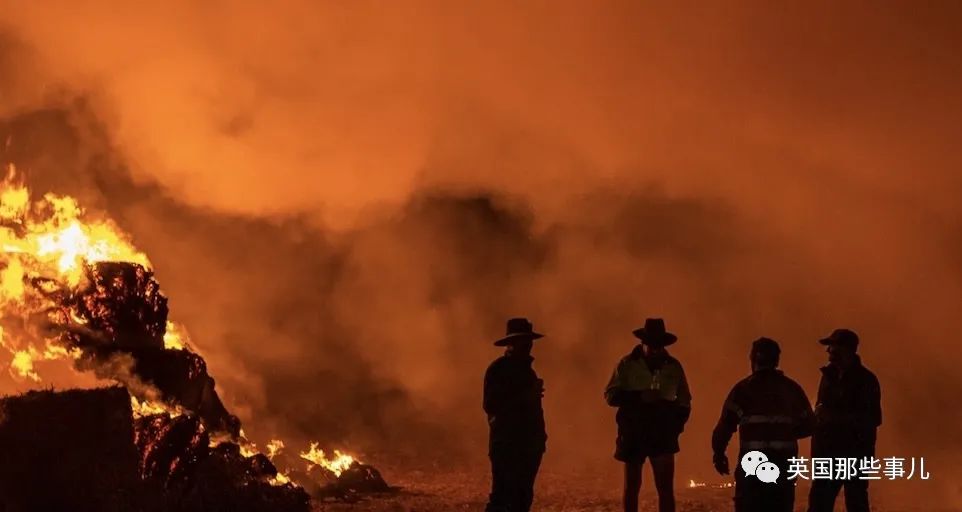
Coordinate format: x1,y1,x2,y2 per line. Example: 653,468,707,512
1,2,961,508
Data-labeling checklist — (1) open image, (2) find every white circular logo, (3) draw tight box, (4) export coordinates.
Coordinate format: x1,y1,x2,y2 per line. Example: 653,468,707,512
740,450,769,476
756,461,781,483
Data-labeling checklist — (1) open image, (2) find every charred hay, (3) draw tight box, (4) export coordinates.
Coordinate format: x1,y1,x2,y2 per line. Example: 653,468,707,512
4,260,384,510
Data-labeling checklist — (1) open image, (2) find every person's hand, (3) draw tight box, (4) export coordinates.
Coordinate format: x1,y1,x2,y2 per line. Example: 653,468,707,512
620,390,643,406
713,453,730,476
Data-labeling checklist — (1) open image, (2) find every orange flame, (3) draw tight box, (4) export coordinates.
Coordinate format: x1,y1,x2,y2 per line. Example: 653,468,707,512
1,165,149,379
300,442,356,477
0,167,362,487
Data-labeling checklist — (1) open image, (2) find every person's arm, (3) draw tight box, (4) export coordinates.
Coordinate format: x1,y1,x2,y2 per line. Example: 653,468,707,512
604,359,626,407
711,387,740,455
813,373,830,427
858,373,882,429
483,363,509,415
711,386,740,475
793,382,816,439
674,363,692,431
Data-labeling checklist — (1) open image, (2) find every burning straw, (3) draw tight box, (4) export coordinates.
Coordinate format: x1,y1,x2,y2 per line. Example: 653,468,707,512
0,166,388,509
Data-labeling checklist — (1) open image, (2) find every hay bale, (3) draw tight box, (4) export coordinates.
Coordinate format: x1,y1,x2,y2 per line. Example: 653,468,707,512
134,414,209,485
68,262,168,350
0,386,148,512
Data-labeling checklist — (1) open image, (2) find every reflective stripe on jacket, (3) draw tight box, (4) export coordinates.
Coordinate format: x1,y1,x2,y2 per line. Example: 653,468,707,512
712,368,814,457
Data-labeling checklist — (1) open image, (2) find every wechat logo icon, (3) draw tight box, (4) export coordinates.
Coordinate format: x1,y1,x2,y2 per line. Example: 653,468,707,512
741,450,780,484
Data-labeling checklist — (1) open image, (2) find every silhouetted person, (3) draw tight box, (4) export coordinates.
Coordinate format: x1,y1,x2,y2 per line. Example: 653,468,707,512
808,329,881,512
712,338,814,512
605,318,691,512
483,317,547,512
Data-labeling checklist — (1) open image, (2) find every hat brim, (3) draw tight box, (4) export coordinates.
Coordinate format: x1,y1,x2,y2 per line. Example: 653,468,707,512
632,329,678,346
494,332,544,346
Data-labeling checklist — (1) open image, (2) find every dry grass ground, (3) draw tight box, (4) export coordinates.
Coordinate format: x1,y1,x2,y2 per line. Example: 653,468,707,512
313,463,947,512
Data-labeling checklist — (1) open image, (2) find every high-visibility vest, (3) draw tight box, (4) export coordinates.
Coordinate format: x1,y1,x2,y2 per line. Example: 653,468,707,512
605,352,690,405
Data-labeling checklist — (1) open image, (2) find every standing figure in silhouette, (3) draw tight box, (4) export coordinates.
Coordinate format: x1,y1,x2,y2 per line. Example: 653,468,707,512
712,337,815,512
483,317,547,512
808,329,881,512
605,318,691,512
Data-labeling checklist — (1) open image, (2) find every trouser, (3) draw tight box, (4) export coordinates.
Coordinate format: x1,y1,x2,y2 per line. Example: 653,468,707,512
734,460,795,512
808,478,870,512
486,450,543,512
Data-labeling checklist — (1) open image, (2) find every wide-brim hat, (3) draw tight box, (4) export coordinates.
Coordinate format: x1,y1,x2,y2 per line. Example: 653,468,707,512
819,328,859,349
494,317,544,346
632,318,677,347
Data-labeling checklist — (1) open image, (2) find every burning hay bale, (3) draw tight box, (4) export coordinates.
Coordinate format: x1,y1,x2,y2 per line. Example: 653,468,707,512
55,261,241,436
288,444,391,500
58,261,169,351
0,175,385,509
179,443,310,512
313,463,392,500
134,413,209,484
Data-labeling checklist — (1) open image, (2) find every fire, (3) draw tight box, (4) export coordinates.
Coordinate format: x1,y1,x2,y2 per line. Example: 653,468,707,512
269,472,292,486
0,164,150,375
688,479,734,489
267,439,285,460
130,395,184,419
10,350,38,381
163,321,189,351
0,167,364,490
300,442,356,477
0,165,147,381
2,336,82,381
0,168,149,292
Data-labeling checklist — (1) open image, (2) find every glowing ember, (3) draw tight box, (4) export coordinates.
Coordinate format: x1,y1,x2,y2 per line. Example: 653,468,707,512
688,479,733,489
300,442,356,477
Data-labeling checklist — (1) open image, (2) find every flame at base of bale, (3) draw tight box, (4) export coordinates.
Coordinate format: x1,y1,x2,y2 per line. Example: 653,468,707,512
300,442,356,477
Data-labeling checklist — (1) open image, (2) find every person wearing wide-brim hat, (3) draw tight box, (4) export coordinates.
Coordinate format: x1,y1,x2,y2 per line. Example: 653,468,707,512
483,317,546,512
605,318,692,512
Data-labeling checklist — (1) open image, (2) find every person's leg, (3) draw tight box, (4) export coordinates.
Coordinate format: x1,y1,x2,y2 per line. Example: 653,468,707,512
649,454,676,512
843,478,870,512
807,479,843,512
623,462,643,512
733,468,749,512
486,453,514,512
518,452,543,512
779,479,797,512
